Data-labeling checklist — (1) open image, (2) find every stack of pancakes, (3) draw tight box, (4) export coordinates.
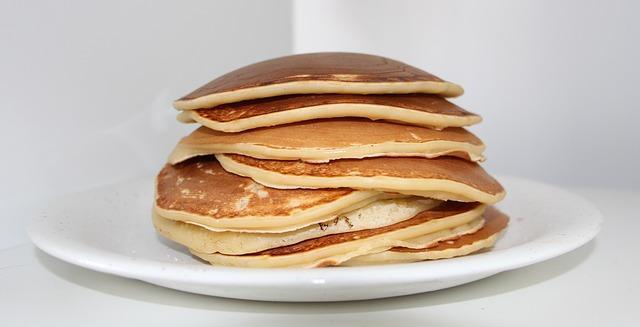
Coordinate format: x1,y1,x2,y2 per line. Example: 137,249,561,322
153,53,508,268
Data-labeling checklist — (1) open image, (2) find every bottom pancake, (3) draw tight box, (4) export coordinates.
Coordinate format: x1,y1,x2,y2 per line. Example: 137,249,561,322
188,202,487,268
344,207,508,266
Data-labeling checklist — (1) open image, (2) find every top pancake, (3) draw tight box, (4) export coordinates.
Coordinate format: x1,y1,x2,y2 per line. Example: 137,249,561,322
173,52,463,110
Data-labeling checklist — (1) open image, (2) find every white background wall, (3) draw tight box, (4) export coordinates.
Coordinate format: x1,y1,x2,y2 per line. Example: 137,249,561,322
294,0,640,189
2,1,639,248
0,0,291,247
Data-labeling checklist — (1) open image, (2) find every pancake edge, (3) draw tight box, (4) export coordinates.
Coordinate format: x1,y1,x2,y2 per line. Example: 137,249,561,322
154,190,399,233
152,198,441,255
346,207,508,265
344,232,501,266
189,204,486,268
168,140,486,164
180,103,481,132
173,80,464,111
215,154,506,204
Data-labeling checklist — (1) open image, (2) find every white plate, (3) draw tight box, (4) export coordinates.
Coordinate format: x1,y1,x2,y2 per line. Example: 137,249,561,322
28,175,602,302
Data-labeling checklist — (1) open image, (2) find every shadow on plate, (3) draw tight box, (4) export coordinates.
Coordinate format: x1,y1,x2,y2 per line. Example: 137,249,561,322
35,240,596,314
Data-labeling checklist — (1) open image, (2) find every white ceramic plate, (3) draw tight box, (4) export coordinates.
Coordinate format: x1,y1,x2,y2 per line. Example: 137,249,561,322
28,175,602,302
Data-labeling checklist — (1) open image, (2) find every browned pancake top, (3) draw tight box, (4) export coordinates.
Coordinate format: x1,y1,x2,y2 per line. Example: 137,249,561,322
249,202,481,256
182,120,482,148
225,155,504,195
179,53,447,101
391,206,509,252
194,93,476,122
156,157,354,219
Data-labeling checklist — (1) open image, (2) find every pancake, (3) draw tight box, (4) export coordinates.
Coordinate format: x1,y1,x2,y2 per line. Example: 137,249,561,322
189,202,486,268
168,120,485,164
216,154,506,204
344,207,509,265
155,157,399,233
173,52,464,111
178,94,480,132
153,197,441,255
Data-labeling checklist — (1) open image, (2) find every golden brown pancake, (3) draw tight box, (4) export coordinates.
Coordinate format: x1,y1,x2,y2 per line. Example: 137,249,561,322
178,94,480,132
216,154,506,204
173,52,463,110
189,202,487,268
168,120,485,164
155,157,396,232
344,206,509,265
153,197,442,255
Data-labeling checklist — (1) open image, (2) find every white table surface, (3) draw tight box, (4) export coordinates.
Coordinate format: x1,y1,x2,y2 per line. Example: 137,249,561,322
1,187,638,326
